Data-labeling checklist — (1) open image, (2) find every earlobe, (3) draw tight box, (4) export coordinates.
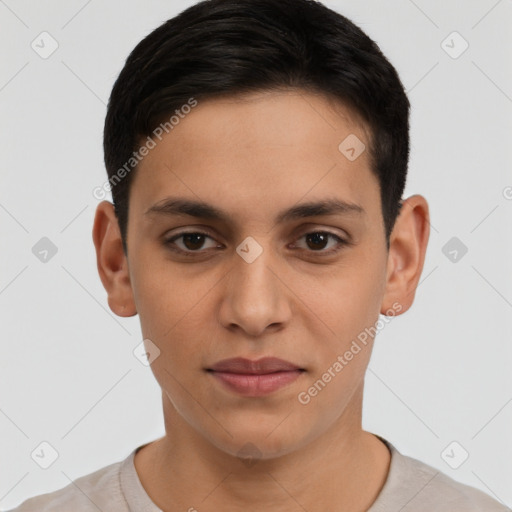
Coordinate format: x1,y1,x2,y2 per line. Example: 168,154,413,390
380,195,430,316
92,200,137,317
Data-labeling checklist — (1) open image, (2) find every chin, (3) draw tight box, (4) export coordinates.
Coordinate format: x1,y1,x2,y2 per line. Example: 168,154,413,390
205,419,312,462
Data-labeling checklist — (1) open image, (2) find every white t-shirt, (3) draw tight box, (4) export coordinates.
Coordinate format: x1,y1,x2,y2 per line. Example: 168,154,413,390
6,437,510,511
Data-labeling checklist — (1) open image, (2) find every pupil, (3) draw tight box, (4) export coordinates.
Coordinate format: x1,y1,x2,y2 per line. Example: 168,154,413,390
307,233,328,250
183,233,204,250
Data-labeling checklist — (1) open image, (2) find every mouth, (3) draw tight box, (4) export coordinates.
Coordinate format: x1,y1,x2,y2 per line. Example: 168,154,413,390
206,357,306,396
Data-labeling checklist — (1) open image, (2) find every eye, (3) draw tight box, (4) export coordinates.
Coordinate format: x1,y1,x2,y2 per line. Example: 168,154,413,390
164,231,220,256
292,231,347,254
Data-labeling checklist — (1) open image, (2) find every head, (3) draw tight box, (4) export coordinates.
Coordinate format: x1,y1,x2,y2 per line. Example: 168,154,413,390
93,0,429,461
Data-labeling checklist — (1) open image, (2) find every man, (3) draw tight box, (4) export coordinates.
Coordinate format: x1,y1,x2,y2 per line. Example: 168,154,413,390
9,0,510,510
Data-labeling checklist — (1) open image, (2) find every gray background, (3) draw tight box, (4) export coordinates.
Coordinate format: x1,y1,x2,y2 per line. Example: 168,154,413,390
1,0,511,508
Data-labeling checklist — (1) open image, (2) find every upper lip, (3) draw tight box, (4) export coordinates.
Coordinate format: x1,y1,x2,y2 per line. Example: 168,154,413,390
207,357,303,375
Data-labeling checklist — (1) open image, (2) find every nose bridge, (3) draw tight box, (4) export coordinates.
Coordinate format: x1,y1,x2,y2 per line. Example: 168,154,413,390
233,241,278,307
220,238,289,335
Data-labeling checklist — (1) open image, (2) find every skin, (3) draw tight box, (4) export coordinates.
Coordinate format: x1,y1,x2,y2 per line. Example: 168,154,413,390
93,89,430,511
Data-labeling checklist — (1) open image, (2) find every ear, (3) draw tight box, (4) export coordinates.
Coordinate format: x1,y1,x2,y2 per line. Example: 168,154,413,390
380,194,430,316
92,200,137,317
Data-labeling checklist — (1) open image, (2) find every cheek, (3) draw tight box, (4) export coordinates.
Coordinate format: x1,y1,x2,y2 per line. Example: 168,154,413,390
130,248,209,336
293,267,385,421
130,256,226,383
306,257,386,345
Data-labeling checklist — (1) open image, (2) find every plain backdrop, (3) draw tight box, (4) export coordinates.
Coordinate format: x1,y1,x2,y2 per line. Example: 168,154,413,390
1,0,511,509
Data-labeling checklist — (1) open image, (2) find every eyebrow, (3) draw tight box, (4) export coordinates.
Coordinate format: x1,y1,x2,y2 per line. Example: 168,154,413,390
145,196,365,224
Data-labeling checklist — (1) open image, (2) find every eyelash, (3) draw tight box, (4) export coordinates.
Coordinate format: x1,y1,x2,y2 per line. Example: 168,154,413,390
163,230,348,257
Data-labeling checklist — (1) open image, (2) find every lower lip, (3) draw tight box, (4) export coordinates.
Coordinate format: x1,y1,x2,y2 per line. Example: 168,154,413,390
209,370,303,396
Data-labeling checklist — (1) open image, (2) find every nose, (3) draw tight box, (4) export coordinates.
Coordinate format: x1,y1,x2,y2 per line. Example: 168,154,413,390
217,244,292,338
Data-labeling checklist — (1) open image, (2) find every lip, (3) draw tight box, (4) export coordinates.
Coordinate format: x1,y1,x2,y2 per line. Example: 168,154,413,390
208,357,303,374
207,357,305,397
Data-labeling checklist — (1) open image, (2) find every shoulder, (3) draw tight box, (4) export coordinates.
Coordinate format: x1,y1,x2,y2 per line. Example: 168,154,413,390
372,438,511,512
402,456,509,512
6,459,126,512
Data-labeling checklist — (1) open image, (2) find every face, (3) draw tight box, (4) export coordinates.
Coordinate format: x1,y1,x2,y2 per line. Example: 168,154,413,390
96,89,423,461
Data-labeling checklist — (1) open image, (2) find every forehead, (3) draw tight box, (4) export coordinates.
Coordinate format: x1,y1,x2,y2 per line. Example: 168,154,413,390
129,90,380,226
155,89,370,159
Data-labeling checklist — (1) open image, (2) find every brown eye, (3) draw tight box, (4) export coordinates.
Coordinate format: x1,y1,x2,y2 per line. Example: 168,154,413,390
180,233,208,251
294,231,347,254
306,232,329,250
164,231,220,255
